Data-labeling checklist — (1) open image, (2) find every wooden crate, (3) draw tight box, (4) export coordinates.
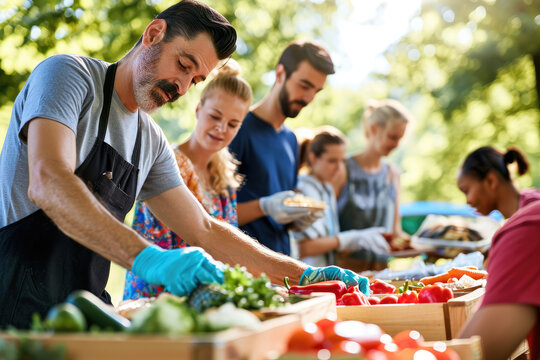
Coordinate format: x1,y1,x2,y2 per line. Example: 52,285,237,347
337,288,484,341
1,293,335,360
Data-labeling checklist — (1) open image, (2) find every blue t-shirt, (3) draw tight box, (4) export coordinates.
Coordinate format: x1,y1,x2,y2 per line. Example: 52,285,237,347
229,112,298,255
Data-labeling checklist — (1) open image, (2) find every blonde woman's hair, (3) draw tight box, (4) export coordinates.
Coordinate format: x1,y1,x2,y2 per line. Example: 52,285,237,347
201,59,252,194
362,99,412,138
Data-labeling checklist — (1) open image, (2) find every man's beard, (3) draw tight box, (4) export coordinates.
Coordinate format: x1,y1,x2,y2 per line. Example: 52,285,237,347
134,43,180,113
278,82,307,118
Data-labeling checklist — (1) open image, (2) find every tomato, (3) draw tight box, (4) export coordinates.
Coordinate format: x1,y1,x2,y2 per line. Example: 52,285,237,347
332,340,363,355
368,296,381,305
287,323,324,352
316,315,338,336
333,320,384,350
379,295,399,304
392,330,424,349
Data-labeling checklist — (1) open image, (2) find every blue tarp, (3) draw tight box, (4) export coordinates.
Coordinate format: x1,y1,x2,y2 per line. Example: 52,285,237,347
400,201,503,222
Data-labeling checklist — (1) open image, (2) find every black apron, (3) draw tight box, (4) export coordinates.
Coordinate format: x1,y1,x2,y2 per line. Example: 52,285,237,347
0,63,142,329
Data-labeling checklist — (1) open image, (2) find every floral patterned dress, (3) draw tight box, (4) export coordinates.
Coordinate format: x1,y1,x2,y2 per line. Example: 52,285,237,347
123,147,238,300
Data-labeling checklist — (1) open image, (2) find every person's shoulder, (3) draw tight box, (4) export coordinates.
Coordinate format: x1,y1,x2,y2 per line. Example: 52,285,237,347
520,188,540,208
494,201,540,242
37,54,104,74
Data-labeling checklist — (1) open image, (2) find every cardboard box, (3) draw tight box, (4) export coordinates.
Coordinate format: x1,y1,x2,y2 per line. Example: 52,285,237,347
1,293,335,360
337,288,484,341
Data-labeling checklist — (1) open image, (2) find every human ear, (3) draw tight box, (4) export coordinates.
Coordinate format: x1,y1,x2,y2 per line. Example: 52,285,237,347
485,171,499,190
308,152,317,167
275,64,287,84
142,19,167,47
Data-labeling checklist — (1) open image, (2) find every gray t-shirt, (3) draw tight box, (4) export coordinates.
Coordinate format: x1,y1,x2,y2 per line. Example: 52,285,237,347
0,54,183,227
337,158,396,232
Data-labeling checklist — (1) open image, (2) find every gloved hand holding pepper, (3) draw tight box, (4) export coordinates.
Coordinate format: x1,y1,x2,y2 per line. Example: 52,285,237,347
299,265,370,296
337,227,391,254
259,191,311,224
132,245,224,296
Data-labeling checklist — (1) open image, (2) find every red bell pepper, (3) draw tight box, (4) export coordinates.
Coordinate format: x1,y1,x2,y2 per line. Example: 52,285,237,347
397,290,418,304
418,285,454,303
369,279,397,294
285,278,348,300
379,295,399,304
367,296,381,305
340,291,371,306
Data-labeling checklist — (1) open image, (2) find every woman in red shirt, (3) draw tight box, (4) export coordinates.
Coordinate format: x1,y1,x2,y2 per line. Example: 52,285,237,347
459,201,540,359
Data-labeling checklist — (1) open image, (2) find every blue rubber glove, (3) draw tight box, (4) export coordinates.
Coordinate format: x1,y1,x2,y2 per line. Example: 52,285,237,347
132,245,224,296
299,265,371,296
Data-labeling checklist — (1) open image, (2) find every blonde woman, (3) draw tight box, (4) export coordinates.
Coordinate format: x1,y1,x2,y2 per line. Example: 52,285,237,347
335,99,411,269
124,60,252,299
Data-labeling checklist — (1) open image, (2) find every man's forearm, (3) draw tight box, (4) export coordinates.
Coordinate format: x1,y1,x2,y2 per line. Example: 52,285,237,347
186,218,307,284
28,161,147,269
237,199,265,226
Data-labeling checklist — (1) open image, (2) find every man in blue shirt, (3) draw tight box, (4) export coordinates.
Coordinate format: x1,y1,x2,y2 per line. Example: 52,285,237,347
229,40,335,255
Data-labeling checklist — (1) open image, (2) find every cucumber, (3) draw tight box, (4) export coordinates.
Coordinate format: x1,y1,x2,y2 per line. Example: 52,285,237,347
66,290,131,331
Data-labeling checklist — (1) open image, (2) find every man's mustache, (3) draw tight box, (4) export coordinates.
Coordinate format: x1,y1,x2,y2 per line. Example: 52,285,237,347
291,100,307,107
156,80,181,103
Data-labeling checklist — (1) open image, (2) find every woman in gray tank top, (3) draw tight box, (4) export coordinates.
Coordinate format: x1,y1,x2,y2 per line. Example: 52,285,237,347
335,99,412,270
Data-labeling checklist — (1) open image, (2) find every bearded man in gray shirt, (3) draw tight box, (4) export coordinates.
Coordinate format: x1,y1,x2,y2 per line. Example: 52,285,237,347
0,0,368,330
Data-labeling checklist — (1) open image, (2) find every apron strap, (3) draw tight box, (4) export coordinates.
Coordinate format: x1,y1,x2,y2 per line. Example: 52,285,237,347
97,62,142,168
131,112,142,165
97,62,118,141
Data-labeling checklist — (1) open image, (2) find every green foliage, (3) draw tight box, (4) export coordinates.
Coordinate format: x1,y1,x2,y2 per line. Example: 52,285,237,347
2,0,539,205
187,265,284,312
379,0,540,202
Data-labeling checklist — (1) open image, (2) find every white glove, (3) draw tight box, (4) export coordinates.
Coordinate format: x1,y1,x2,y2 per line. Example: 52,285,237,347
259,191,310,224
289,210,325,232
337,227,391,254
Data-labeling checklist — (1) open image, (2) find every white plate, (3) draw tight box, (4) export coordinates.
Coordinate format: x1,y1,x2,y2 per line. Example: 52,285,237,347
411,235,491,250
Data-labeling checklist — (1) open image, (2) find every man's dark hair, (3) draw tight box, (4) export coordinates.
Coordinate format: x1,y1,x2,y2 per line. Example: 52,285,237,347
136,0,236,60
278,40,335,77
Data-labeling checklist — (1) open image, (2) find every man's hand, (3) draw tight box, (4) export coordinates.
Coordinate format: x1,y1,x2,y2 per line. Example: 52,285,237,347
259,191,310,224
299,265,370,296
132,245,224,296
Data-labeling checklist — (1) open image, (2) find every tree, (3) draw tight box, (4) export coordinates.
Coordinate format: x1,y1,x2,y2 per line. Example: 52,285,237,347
0,0,349,142
376,0,540,202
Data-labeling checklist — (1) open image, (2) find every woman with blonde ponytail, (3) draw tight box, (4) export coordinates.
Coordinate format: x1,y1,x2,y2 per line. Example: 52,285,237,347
335,99,411,270
124,60,252,299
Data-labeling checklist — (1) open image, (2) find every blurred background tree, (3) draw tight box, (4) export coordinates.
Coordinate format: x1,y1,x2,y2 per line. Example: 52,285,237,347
1,0,539,203
375,0,540,202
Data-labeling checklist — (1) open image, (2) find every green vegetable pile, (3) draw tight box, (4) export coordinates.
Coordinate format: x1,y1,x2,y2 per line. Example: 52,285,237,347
188,265,285,312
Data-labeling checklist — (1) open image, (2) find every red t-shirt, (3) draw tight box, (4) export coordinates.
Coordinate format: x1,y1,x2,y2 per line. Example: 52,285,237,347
482,201,540,358
520,188,540,208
